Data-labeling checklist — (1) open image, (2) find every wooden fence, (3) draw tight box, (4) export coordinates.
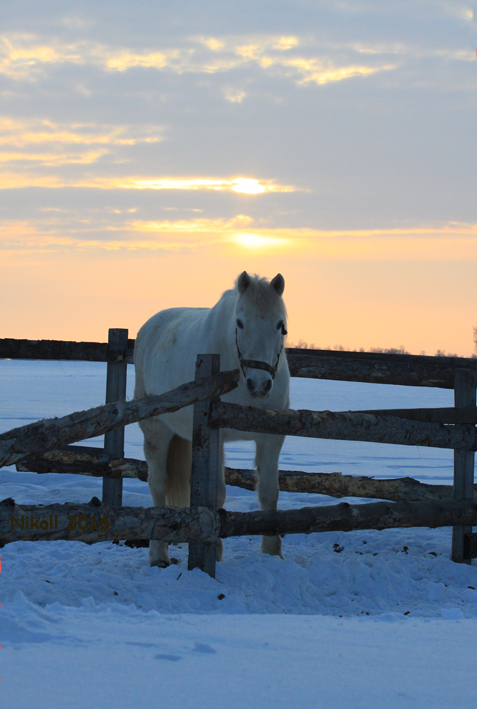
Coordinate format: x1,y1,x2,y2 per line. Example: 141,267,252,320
1,332,477,576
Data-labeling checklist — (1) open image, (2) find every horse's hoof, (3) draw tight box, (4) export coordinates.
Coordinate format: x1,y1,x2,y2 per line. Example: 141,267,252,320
261,535,283,558
262,550,285,560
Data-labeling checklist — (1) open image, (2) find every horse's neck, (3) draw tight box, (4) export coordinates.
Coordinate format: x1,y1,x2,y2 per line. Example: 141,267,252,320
204,289,237,354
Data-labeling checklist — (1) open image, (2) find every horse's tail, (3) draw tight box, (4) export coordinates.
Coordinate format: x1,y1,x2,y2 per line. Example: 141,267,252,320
166,434,192,508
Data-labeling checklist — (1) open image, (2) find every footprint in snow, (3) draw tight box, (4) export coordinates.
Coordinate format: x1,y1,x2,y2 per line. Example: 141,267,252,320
154,653,182,662
193,642,217,654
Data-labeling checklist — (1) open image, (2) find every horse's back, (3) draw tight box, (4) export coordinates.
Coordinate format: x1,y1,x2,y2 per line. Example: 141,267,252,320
135,307,209,398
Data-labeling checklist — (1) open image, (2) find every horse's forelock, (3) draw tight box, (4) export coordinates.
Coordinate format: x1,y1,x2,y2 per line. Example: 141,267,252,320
235,273,287,318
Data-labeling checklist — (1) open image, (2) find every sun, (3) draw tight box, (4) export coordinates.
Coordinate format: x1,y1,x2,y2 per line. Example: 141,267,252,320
233,233,288,249
231,178,266,194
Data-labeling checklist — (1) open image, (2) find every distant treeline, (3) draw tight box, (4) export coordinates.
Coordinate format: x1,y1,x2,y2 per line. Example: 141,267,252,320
290,340,476,359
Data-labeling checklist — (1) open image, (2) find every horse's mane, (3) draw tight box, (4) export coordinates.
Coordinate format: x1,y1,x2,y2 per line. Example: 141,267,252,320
232,273,287,318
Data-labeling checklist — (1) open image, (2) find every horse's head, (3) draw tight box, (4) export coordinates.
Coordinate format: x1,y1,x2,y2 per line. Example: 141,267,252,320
235,271,287,400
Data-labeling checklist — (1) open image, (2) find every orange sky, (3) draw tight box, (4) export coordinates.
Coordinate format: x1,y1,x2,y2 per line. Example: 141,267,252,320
3,227,477,356
1,4,477,356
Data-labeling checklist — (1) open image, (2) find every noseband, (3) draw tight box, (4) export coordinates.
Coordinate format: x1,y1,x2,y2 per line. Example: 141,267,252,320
235,328,284,380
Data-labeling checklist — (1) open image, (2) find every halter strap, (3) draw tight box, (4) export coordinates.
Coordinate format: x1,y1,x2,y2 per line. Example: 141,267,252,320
235,328,283,380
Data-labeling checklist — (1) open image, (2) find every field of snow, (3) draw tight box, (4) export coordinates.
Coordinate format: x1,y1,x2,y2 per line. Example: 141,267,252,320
2,359,477,708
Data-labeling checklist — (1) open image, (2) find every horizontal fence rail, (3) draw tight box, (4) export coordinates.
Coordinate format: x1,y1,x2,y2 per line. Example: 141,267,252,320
219,499,477,540
2,337,477,388
0,337,134,363
222,468,467,503
209,401,477,450
0,370,239,469
17,447,150,480
2,497,477,547
0,497,219,545
287,351,475,389
16,448,477,503
348,406,477,425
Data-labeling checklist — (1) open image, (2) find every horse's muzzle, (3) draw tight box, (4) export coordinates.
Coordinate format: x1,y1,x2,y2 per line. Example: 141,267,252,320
246,376,272,399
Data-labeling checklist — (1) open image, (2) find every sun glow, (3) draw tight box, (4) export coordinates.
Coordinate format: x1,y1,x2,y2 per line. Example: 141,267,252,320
0,172,297,192
231,178,266,194
232,233,289,249
111,176,282,193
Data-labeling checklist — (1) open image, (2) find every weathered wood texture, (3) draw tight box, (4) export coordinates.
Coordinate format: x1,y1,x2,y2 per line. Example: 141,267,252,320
0,369,240,469
188,354,221,576
16,450,476,503
0,497,219,545
4,337,477,388
3,497,477,547
352,406,477,425
210,402,477,450
223,468,472,503
0,337,133,363
286,350,477,388
17,447,150,480
219,499,477,538
452,369,477,563
103,328,128,507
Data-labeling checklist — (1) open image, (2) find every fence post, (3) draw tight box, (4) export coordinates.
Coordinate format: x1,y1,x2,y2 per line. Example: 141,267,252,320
102,328,128,507
188,354,220,578
452,368,477,563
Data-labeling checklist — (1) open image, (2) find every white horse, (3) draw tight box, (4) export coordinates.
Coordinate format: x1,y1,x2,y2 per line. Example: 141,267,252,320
134,271,290,567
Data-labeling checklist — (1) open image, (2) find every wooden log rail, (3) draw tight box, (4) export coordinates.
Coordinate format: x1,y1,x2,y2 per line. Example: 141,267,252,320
223,469,469,503
17,447,151,480
10,402,477,481
209,402,477,450
0,370,239,469
2,497,477,548
0,497,219,545
286,349,477,389
16,448,476,504
0,337,134,363
3,337,477,388
351,406,477,425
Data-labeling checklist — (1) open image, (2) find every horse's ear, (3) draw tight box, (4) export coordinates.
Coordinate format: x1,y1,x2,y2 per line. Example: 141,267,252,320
237,271,251,294
271,273,285,296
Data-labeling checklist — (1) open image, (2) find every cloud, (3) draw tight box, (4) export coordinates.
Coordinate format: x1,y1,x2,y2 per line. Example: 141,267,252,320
0,171,298,193
103,176,294,194
0,2,475,247
0,149,107,165
3,212,477,260
223,86,247,102
0,33,83,79
0,117,162,171
0,117,161,147
0,31,398,88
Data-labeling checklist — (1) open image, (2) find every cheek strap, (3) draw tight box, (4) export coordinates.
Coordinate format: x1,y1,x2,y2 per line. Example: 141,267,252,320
235,328,283,380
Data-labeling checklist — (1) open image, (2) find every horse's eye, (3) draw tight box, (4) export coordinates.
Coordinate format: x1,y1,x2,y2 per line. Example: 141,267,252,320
277,321,287,336
236,318,244,329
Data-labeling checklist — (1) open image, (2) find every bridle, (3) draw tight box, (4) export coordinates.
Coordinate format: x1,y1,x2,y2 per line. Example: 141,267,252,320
235,327,284,380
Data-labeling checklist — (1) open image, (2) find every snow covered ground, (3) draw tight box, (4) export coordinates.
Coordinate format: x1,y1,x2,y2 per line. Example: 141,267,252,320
1,360,477,708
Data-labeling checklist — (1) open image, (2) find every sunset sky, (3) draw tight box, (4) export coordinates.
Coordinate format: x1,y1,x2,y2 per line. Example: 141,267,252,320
1,1,477,355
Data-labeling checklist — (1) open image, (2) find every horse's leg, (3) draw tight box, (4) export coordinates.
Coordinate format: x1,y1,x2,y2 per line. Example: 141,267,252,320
255,432,285,558
140,416,175,567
